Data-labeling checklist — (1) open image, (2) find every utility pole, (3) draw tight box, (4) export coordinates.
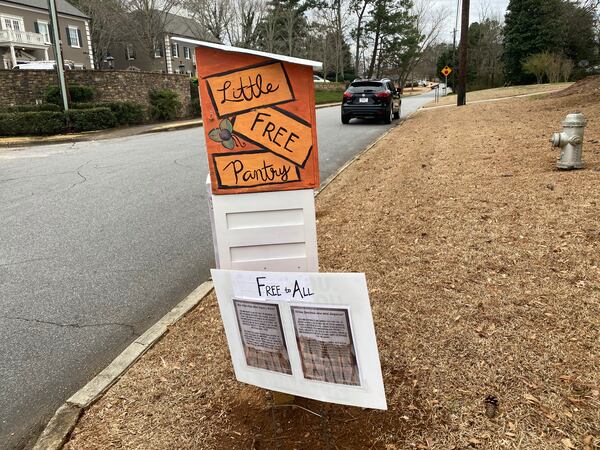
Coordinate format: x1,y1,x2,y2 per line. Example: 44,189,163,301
457,0,470,106
47,0,69,111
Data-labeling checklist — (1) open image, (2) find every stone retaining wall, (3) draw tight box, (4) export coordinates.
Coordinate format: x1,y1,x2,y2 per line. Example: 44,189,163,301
0,70,193,116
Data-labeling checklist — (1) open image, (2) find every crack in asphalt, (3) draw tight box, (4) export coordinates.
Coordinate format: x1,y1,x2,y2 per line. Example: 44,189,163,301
1,315,137,336
68,160,92,190
173,158,195,169
0,170,75,184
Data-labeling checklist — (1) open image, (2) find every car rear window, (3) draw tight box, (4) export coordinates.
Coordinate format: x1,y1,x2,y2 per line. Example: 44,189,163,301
348,82,385,93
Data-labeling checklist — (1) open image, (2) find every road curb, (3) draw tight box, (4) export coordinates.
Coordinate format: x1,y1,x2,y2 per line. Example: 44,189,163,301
32,404,82,450
33,281,213,450
144,119,203,134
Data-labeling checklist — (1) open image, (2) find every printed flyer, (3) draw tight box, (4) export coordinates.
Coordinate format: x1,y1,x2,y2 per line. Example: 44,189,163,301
211,269,387,410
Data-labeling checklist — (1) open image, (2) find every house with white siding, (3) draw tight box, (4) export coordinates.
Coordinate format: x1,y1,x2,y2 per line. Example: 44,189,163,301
0,0,93,69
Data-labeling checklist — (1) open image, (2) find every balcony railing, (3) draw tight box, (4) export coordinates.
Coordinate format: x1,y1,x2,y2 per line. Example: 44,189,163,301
0,30,47,47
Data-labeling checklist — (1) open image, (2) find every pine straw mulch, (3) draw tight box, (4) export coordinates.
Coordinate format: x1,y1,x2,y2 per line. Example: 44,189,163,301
64,80,600,450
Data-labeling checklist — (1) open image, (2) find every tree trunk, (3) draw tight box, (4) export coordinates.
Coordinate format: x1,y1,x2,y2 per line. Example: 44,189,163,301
354,1,367,77
367,25,380,78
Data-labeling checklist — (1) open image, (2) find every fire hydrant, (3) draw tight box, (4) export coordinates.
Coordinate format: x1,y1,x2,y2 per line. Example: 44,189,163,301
550,112,586,170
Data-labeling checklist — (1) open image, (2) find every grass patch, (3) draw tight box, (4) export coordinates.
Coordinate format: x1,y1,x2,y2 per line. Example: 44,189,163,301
315,90,343,104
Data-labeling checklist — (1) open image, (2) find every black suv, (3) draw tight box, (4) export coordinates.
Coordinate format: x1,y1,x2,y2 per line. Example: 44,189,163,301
341,79,401,124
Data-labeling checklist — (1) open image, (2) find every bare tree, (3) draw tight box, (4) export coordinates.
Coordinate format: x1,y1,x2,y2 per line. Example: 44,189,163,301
545,53,562,83
70,0,126,68
522,52,549,84
123,0,182,58
226,0,266,47
396,0,447,84
258,5,279,52
350,0,370,76
186,0,234,41
560,57,575,81
315,0,351,81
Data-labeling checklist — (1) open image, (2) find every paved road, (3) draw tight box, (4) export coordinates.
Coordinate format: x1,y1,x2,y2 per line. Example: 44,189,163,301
0,90,437,449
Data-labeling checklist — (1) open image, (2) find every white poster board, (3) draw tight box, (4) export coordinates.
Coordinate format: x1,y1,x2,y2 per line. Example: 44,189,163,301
211,269,387,410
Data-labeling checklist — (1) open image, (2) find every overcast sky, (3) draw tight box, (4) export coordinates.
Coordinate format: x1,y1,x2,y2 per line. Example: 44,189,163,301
433,0,510,41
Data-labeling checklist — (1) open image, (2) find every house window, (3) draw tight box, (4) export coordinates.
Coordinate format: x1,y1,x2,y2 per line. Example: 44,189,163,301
1,15,24,31
171,43,178,58
36,21,51,44
126,44,136,60
184,46,191,60
67,26,80,48
154,44,162,58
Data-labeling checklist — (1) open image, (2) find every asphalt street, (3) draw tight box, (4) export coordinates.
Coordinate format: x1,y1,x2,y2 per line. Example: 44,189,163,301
0,89,437,449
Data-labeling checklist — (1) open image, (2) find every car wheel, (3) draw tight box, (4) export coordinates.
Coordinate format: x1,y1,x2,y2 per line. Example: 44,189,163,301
383,107,392,124
341,114,351,124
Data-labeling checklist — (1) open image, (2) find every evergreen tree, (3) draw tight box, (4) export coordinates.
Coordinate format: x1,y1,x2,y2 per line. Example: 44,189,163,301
503,0,566,84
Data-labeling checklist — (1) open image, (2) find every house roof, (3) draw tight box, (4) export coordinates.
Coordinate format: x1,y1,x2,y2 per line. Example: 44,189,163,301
4,0,89,18
170,38,323,69
163,12,206,39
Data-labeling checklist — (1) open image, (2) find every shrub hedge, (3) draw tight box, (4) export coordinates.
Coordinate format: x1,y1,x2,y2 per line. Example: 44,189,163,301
66,108,116,132
0,111,66,136
149,89,181,121
0,104,61,113
71,101,145,125
45,84,95,105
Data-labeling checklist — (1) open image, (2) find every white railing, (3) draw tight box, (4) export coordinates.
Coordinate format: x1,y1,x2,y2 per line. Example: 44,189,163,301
0,29,46,46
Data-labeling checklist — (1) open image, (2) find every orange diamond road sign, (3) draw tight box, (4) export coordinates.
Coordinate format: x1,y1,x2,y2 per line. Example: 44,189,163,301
441,66,452,77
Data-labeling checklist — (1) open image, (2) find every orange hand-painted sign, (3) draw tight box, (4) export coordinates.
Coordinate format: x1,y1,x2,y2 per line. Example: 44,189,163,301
205,62,295,118
213,150,301,189
196,45,320,194
233,107,313,167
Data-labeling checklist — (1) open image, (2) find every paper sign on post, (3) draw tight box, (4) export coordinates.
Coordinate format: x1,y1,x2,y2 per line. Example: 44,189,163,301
211,269,387,410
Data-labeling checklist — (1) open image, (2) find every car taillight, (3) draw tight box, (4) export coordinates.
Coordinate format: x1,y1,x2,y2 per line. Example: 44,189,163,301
376,91,391,98
343,91,353,100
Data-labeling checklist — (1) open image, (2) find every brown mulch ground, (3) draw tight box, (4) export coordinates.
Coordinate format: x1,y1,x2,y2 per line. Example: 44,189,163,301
65,79,600,450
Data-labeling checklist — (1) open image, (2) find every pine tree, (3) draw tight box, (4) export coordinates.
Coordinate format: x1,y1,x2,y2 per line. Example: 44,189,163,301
503,0,566,84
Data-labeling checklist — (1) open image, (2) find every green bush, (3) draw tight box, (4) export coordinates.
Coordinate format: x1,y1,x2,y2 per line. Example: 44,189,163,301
104,101,145,125
45,84,95,105
149,89,181,121
0,111,66,136
71,101,145,125
0,103,61,113
69,102,103,109
66,107,116,132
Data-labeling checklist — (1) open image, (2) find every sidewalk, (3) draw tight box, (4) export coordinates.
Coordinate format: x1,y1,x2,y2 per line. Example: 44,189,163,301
58,83,600,449
0,103,341,150
422,82,572,109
